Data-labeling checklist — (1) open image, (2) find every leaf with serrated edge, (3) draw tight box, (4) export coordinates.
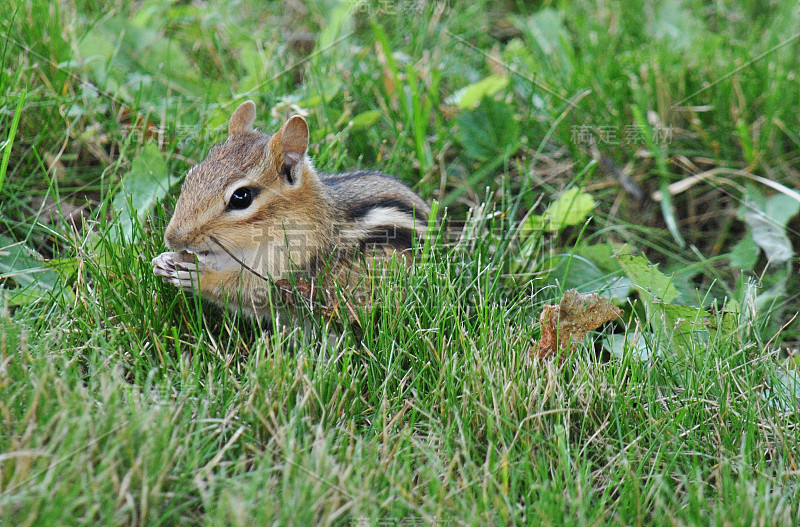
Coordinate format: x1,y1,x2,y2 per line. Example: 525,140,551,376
617,254,678,304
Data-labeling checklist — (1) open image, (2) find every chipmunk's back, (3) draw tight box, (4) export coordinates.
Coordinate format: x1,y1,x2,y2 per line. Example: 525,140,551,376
320,170,430,253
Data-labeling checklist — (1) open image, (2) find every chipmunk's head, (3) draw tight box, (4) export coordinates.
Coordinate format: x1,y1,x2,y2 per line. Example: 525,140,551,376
163,100,325,274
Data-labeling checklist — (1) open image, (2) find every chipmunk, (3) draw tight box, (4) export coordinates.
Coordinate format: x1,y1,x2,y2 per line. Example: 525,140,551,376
152,100,430,319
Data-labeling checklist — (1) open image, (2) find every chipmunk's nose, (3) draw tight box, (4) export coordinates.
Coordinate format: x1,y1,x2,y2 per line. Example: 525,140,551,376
163,221,186,251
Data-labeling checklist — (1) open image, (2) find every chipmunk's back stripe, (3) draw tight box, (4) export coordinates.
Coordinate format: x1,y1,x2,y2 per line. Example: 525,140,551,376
352,206,428,236
359,226,416,252
346,197,426,222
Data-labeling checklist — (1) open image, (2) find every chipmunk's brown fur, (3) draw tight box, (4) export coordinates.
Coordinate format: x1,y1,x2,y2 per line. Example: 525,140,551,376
152,100,429,318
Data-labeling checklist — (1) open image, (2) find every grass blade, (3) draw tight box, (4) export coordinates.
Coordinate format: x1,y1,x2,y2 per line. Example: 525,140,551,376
0,90,25,194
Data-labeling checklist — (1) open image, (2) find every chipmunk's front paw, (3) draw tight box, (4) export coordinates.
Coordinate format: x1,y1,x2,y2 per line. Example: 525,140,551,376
152,251,202,292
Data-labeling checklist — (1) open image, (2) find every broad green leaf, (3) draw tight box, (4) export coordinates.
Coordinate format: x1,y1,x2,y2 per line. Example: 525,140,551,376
238,43,269,93
542,188,595,231
456,97,520,161
651,302,712,359
502,38,537,74
0,234,59,306
78,15,210,105
739,185,799,265
754,265,790,314
708,298,741,341
744,202,795,265
522,214,544,235
617,254,678,304
447,75,509,110
766,193,800,226
110,143,171,244
657,302,711,333
741,183,767,210
513,8,573,77
729,231,760,270
574,242,632,274
550,253,633,302
608,333,656,362
77,27,117,85
349,110,381,130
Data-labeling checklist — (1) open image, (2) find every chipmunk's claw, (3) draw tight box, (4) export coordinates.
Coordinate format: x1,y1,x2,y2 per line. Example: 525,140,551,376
152,251,201,291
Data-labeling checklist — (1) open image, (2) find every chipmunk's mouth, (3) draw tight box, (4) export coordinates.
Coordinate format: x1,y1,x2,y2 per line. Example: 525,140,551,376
184,247,242,273
182,248,217,268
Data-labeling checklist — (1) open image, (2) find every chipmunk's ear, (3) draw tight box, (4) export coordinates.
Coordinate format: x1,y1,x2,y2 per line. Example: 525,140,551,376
269,115,309,185
280,116,309,167
228,100,256,137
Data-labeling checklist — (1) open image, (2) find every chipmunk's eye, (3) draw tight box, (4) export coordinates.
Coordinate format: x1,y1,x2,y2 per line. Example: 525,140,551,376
228,186,255,210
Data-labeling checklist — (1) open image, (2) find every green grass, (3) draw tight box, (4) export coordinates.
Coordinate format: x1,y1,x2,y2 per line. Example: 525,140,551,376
2,0,800,525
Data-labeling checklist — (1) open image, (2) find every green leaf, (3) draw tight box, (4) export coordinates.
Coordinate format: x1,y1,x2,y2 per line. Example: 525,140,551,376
550,253,633,302
77,26,117,86
766,192,800,227
657,302,711,333
542,187,595,231
295,79,342,109
617,254,678,304
349,110,381,130
653,302,712,358
738,184,799,266
456,97,520,162
608,332,655,362
316,0,353,57
743,198,797,265
0,235,59,306
729,232,759,270
708,298,741,341
574,243,632,274
78,15,210,104
110,143,171,244
753,265,790,314
513,8,574,78
552,243,634,301
447,75,509,110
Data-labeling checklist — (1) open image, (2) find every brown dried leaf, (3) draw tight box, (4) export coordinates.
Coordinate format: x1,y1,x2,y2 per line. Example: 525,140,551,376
532,289,623,360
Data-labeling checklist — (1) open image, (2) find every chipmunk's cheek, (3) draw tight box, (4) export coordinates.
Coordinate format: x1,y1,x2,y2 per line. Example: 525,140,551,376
199,252,237,272
200,249,259,273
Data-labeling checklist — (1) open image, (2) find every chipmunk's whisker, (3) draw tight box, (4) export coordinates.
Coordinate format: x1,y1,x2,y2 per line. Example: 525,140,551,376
209,235,272,285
